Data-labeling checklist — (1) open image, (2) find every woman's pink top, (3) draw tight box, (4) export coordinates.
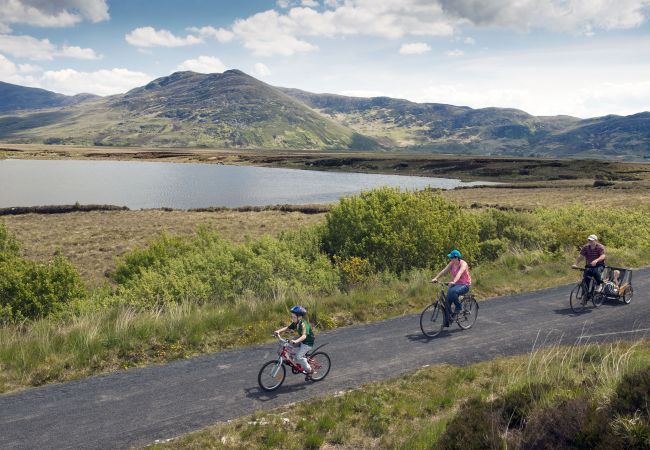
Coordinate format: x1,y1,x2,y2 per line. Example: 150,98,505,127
451,260,472,286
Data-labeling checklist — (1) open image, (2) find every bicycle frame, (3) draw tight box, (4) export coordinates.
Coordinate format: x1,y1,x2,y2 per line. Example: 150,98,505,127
271,335,324,374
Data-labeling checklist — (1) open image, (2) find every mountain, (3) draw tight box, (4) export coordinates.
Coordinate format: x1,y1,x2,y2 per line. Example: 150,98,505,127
0,71,378,150
0,71,649,159
0,81,96,113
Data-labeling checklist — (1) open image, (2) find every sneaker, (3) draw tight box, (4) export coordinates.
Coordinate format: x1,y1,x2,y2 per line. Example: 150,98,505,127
304,370,314,381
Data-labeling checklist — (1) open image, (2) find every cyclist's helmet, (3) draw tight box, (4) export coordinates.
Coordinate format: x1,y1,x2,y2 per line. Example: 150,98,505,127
447,249,462,259
290,305,307,316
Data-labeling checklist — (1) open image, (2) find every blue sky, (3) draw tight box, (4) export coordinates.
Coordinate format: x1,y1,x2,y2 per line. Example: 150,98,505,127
1,0,649,118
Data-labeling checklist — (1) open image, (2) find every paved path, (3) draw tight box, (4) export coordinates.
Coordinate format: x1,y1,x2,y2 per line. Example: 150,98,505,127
1,270,648,449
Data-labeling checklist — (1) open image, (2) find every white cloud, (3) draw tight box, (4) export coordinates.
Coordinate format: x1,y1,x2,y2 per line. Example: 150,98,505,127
38,68,152,96
339,89,386,98
187,26,234,42
0,34,99,60
575,80,650,117
58,45,101,60
253,62,271,77
231,10,319,56
125,27,203,48
204,0,650,57
0,52,17,76
17,62,40,72
463,36,475,44
0,0,109,29
176,55,227,73
438,0,650,34
445,49,464,57
399,42,431,54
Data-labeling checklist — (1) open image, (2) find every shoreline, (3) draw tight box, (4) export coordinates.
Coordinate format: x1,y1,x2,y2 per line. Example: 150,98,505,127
3,143,648,184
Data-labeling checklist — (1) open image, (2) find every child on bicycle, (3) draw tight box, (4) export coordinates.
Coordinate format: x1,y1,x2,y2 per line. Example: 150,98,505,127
274,305,315,380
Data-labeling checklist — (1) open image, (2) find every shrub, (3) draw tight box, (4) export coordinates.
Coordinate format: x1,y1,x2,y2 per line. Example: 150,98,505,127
611,368,650,416
334,255,373,289
113,228,340,308
0,255,87,322
478,239,509,262
321,188,480,273
0,221,19,262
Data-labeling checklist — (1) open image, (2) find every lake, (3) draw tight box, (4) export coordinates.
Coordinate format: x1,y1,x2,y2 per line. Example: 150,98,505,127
0,159,497,209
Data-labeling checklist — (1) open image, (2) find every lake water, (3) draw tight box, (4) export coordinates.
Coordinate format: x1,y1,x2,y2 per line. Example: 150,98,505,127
0,159,496,209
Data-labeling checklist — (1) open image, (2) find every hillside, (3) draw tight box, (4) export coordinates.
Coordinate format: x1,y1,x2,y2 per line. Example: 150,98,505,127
0,71,379,150
280,87,650,159
0,81,96,113
0,71,649,158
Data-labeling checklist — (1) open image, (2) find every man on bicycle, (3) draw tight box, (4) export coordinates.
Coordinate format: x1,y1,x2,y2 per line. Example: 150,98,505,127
572,234,606,291
431,249,471,323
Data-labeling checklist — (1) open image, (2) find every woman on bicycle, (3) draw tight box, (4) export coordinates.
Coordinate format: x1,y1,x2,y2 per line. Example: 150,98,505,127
274,305,315,380
431,249,471,321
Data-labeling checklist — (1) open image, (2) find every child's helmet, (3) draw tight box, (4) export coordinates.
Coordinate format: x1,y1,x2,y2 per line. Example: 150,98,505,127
290,305,307,316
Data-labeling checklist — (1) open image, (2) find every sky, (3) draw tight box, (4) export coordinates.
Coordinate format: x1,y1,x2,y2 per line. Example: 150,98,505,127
1,0,650,118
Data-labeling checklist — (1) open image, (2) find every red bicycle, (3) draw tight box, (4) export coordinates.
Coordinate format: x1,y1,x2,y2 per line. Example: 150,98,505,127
258,334,332,391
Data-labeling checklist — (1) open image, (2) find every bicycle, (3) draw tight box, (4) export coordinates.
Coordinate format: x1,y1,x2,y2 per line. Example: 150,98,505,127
258,334,332,392
569,267,605,313
420,282,479,338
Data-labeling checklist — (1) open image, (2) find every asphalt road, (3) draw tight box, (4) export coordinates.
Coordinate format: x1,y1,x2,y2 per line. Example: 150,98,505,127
1,270,648,449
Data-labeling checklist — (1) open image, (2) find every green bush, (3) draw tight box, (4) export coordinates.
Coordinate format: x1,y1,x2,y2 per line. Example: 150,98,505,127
478,238,509,262
0,255,87,322
0,221,19,262
321,188,480,273
113,227,340,307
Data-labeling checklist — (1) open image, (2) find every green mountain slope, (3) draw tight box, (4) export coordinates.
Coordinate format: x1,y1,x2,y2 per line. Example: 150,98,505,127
1,71,649,158
280,87,650,159
0,81,96,113
0,71,379,150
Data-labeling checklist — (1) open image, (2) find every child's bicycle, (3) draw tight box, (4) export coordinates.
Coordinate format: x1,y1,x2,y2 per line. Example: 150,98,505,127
420,282,479,338
258,334,332,392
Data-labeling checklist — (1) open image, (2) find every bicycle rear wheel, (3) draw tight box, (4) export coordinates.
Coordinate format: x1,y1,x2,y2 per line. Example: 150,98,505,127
569,283,587,313
258,360,286,391
308,352,331,381
623,286,634,304
457,296,478,330
592,290,604,307
420,301,444,337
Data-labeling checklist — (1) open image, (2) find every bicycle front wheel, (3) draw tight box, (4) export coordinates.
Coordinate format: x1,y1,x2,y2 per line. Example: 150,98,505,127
420,301,444,337
308,352,331,381
457,296,478,330
569,283,587,313
258,360,286,391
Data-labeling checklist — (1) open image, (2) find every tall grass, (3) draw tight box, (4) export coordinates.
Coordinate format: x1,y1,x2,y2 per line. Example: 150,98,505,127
149,340,650,449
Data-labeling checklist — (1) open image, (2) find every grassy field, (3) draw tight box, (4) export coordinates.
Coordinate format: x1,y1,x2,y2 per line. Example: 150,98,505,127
146,339,650,449
2,210,324,286
4,182,650,288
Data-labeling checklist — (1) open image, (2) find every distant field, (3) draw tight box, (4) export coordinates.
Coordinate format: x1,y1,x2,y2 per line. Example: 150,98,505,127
4,143,650,183
2,209,325,287
3,145,650,285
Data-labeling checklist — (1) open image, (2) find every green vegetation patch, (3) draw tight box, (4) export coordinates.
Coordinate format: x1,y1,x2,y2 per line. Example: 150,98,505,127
148,340,650,449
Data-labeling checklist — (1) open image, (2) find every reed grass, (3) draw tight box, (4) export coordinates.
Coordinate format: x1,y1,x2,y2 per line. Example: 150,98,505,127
148,340,650,449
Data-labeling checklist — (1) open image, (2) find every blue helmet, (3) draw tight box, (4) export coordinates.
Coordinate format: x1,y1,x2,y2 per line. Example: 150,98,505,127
447,249,462,259
290,305,307,316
